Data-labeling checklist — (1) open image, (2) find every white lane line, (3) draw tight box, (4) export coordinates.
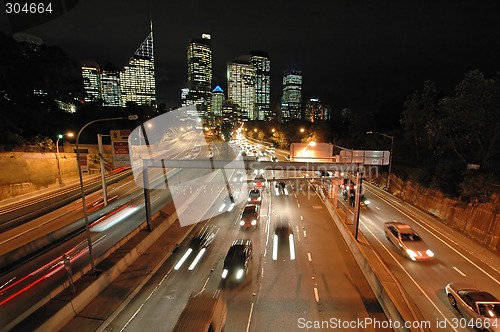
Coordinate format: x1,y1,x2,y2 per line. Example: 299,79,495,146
297,203,301,208
362,222,459,332
300,215,304,221
372,191,500,285
303,230,307,238
308,252,312,262
246,302,255,332
261,267,264,278
375,206,380,210
313,287,320,302
120,266,175,332
453,266,466,277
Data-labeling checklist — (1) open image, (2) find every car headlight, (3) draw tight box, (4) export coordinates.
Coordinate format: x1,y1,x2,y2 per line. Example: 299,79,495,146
222,269,228,279
406,249,417,260
236,268,244,279
248,197,251,201
240,220,245,226
257,197,261,201
426,249,434,257
364,200,370,205
251,220,257,225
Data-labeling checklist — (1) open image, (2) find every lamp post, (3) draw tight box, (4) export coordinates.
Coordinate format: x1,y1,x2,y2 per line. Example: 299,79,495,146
56,132,74,185
76,115,137,276
366,131,394,191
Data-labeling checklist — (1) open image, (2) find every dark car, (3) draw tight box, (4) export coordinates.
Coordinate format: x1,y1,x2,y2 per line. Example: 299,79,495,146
239,204,259,229
248,188,262,204
174,224,219,271
272,224,296,261
445,282,500,331
342,188,369,207
221,239,253,283
384,222,434,261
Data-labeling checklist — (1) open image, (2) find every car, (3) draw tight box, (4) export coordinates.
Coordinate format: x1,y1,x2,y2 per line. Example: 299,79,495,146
174,224,219,270
271,156,278,162
239,204,259,229
248,188,262,204
343,189,370,207
384,222,434,261
445,282,500,331
272,224,296,261
253,173,266,190
221,239,253,283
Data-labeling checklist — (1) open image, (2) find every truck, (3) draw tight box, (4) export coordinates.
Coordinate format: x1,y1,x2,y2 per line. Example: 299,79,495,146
172,293,227,332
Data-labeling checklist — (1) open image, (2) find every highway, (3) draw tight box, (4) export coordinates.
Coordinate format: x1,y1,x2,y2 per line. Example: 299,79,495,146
102,170,390,332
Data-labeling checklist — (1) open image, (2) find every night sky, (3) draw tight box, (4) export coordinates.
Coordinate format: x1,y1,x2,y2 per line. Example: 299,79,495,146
1,0,500,113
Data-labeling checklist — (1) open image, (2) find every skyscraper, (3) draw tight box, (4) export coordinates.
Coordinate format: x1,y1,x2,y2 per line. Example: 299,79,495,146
211,85,225,117
101,64,121,107
81,61,100,103
305,98,329,122
250,51,271,120
187,33,212,117
120,24,156,107
227,55,256,121
281,70,302,121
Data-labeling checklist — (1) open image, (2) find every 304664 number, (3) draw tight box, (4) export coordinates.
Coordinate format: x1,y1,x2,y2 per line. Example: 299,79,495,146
5,2,53,14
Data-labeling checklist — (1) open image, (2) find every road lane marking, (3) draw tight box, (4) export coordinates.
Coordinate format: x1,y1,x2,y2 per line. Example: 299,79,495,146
453,266,466,277
303,230,307,238
314,287,320,302
375,206,380,210
362,222,459,332
300,215,303,220
246,302,255,332
297,203,301,208
308,252,312,262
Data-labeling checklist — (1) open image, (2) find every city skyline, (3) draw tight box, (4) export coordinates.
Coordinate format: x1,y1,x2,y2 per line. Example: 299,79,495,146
2,0,500,115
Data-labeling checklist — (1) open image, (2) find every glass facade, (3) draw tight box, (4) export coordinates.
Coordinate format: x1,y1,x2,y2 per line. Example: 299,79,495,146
187,34,212,117
81,64,100,103
211,85,225,117
281,70,302,121
120,29,156,107
250,51,271,120
227,56,256,121
101,70,121,107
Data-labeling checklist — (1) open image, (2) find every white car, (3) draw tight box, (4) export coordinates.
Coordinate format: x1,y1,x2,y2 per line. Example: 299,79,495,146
445,282,500,331
384,222,434,261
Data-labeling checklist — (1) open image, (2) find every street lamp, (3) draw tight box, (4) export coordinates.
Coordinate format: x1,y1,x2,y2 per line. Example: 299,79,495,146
366,131,394,191
56,132,74,185
76,115,138,276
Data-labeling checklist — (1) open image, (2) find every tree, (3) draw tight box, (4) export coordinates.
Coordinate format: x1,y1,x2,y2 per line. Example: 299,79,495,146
433,70,500,171
400,80,439,163
271,130,288,149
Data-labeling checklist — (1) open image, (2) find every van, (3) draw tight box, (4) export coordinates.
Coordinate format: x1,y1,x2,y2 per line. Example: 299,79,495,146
172,293,227,332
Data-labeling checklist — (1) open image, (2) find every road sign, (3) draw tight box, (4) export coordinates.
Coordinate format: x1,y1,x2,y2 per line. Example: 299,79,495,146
113,141,131,166
339,150,390,165
110,129,131,141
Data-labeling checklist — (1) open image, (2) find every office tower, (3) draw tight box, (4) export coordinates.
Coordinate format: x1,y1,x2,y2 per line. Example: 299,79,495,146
222,100,241,123
211,86,225,117
120,24,156,107
81,61,101,103
227,55,256,121
250,51,271,120
281,70,302,121
187,33,212,117
305,98,329,122
101,64,121,107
